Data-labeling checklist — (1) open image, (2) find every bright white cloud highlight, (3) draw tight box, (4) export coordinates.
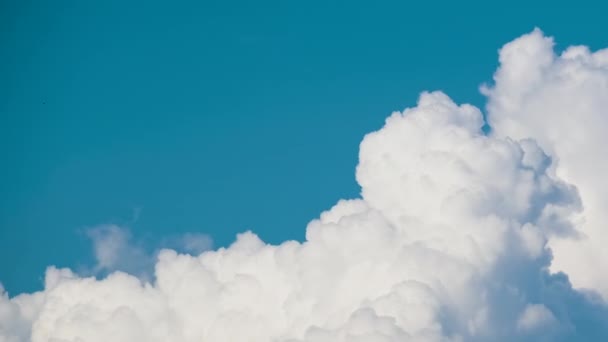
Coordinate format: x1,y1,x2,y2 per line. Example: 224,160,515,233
2,29,608,342
485,28,608,298
516,304,557,332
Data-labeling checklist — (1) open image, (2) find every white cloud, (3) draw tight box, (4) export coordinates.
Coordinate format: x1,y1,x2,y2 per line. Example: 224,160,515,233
2,29,608,342
86,225,150,275
484,28,608,298
516,304,557,332
163,232,213,256
85,225,213,281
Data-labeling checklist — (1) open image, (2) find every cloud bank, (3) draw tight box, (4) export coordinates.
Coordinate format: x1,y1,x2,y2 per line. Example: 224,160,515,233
2,29,608,341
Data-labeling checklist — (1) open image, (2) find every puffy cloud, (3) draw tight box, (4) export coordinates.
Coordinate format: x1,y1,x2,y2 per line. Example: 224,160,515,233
516,304,556,332
85,225,213,280
484,28,608,298
2,30,608,341
86,225,151,276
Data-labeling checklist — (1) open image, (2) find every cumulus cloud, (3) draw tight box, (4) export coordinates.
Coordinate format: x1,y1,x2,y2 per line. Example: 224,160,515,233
2,29,608,341
516,304,557,332
85,225,213,280
86,225,151,276
484,28,608,298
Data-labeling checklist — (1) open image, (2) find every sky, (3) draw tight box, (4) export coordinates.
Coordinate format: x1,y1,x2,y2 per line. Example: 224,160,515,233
2,2,608,340
3,0,606,295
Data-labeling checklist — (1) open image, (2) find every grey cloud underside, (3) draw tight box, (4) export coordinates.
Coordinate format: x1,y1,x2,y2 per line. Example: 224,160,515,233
2,29,608,342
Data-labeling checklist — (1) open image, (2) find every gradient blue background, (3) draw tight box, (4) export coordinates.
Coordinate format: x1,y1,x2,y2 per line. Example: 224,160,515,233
1,0,606,294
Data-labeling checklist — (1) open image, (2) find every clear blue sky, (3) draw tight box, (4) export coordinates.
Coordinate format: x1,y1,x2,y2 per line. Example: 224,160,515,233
1,0,606,294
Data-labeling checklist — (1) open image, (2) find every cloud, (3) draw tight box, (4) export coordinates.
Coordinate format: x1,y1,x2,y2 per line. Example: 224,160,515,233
484,28,608,298
2,29,608,341
84,225,213,281
86,225,151,276
516,304,557,332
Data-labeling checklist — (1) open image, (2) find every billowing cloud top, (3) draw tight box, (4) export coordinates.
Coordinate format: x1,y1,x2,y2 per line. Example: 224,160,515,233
2,29,608,342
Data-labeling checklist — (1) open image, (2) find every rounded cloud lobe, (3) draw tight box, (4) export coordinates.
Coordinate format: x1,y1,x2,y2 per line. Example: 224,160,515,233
485,28,608,298
2,30,608,341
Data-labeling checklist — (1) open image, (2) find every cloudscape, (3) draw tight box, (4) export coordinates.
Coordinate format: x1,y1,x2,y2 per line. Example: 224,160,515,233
2,29,608,342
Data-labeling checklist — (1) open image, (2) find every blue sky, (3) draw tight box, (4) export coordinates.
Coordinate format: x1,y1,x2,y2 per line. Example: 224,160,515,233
1,0,607,295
